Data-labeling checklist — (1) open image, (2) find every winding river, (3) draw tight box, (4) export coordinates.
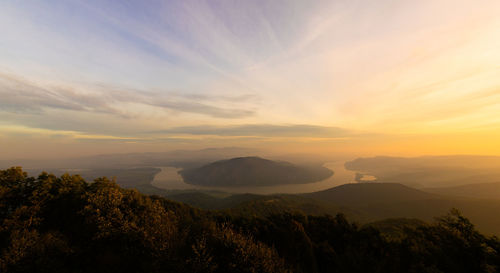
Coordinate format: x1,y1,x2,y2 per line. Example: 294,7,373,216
151,161,360,194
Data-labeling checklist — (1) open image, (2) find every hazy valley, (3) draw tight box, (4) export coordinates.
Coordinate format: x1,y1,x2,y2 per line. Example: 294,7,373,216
3,1,500,271
4,150,500,236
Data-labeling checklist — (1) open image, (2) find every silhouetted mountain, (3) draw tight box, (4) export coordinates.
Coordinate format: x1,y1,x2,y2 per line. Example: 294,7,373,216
303,183,437,207
0,147,258,169
345,155,500,188
424,182,500,199
137,181,500,235
179,156,333,187
166,192,261,210
301,183,500,235
25,167,161,188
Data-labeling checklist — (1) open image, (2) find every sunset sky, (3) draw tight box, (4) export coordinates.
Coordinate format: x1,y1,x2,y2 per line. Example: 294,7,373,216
1,0,499,159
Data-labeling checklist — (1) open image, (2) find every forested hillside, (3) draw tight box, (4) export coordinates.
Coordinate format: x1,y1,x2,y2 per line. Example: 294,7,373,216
179,157,333,187
1,167,500,273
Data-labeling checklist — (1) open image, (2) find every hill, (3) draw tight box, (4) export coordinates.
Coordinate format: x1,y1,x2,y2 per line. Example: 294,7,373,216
25,167,161,188
344,155,500,188
364,218,428,241
170,182,500,236
3,167,500,273
138,182,500,235
424,182,500,199
165,192,262,210
0,147,258,169
303,183,437,207
179,156,333,187
168,192,344,218
303,183,500,235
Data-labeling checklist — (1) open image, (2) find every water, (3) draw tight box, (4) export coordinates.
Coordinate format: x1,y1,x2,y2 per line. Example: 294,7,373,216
151,161,359,194
358,174,377,182
151,166,197,190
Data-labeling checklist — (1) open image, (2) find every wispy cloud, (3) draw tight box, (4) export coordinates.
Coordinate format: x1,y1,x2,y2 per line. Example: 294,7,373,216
0,73,257,119
0,124,140,141
151,124,360,138
1,0,500,158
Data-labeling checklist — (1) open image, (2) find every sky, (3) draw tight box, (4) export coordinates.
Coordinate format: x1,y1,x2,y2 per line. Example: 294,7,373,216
0,0,500,159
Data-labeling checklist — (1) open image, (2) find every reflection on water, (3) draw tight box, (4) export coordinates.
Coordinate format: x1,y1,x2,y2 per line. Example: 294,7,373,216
359,174,377,182
151,161,358,194
151,166,197,190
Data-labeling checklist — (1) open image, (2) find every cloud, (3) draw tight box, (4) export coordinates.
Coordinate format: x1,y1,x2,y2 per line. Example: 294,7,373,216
151,124,359,138
0,124,141,142
0,73,256,119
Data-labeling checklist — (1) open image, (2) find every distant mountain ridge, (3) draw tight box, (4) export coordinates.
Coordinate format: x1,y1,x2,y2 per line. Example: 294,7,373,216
179,156,333,187
303,183,437,207
424,182,500,199
344,155,500,188
0,147,258,169
160,181,500,235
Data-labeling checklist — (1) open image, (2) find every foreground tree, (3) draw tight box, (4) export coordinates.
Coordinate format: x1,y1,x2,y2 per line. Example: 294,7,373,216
1,167,499,273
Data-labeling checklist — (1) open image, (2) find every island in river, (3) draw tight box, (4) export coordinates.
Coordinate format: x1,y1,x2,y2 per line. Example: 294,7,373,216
179,156,333,187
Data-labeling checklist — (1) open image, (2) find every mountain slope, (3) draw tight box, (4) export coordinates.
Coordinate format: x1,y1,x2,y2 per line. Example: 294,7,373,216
138,181,500,236
179,156,333,187
303,183,437,207
424,182,500,199
344,155,500,188
302,183,500,235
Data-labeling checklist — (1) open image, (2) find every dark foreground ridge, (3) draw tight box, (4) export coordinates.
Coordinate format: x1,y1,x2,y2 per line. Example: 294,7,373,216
179,156,333,187
1,167,500,273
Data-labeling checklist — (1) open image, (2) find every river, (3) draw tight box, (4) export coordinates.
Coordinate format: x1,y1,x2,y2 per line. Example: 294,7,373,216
151,161,360,194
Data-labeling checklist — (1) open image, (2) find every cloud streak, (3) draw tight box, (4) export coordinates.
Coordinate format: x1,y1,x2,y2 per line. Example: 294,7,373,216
1,0,500,158
152,124,360,138
0,73,256,119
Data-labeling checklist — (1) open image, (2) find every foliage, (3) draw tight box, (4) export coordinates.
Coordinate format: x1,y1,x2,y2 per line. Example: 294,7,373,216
1,167,499,273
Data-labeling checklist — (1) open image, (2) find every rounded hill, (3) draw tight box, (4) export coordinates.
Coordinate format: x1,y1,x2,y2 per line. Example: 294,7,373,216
179,156,333,187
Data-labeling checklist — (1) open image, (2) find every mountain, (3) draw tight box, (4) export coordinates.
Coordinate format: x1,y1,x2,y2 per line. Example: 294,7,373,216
302,183,437,207
161,182,500,236
4,166,500,273
165,192,262,210
164,191,345,218
179,156,333,187
364,218,428,240
344,155,500,188
25,167,161,188
424,182,500,199
302,183,500,235
0,147,258,169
